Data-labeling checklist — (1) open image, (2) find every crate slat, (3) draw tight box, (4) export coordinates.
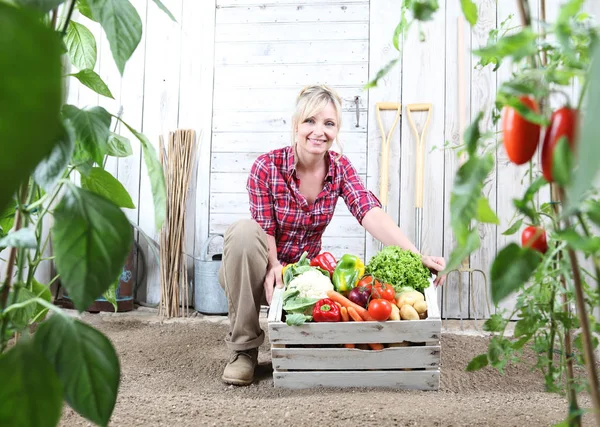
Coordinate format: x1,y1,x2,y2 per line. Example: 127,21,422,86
273,370,440,390
272,346,440,370
268,319,440,345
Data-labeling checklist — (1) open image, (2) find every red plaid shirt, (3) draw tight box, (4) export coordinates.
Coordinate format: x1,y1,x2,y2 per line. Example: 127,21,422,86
247,146,381,264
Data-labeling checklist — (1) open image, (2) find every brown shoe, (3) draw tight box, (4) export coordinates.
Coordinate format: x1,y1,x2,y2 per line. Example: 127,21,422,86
221,348,258,386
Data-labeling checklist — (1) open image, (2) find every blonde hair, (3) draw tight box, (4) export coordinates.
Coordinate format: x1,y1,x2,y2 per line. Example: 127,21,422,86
291,84,344,159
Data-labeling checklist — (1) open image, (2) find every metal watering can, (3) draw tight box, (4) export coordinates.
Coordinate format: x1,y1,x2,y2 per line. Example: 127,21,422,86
194,234,228,315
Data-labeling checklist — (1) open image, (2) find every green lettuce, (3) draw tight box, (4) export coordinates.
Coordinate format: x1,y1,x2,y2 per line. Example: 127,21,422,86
365,246,432,293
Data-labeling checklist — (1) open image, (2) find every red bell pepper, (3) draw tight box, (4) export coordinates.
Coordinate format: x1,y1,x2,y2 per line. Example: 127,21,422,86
312,298,341,322
310,252,337,278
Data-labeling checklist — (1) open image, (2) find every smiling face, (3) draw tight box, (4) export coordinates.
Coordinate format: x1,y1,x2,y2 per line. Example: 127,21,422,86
295,101,339,159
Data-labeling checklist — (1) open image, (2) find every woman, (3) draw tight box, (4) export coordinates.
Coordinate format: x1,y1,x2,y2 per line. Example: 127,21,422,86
219,84,446,386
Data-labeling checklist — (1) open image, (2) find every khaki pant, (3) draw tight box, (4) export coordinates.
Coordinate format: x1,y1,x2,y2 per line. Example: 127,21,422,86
218,219,269,351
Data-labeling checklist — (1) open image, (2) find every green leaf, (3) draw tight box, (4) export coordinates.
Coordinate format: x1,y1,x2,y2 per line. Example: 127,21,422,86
512,176,547,224
464,111,483,156
102,279,118,311
491,243,542,304
466,354,488,371
497,92,547,126
558,0,584,24
150,0,176,22
460,0,478,26
285,313,311,326
553,228,600,254
120,121,166,230
16,0,66,13
81,167,135,209
0,338,63,427
584,200,600,228
87,0,143,75
565,41,600,214
552,137,573,186
0,228,37,249
514,316,538,338
69,69,114,99
33,120,75,193
31,279,52,322
363,57,399,89
392,20,403,51
483,313,507,333
474,29,538,64
476,197,499,224
35,314,120,427
65,20,97,70
502,218,523,236
442,228,480,274
0,3,63,211
410,0,439,22
51,186,133,311
62,104,111,166
7,287,37,329
0,205,15,237
450,153,495,244
107,132,133,157
511,335,530,350
77,0,97,21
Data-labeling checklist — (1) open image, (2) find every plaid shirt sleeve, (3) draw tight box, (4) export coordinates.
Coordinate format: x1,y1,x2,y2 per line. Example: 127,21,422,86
247,155,277,235
339,155,382,224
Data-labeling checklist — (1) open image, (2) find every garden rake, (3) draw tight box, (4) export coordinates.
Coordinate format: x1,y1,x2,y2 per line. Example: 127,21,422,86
376,102,402,251
443,15,491,331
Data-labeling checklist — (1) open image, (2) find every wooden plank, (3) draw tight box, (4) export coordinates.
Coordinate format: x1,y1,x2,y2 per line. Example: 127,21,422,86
424,281,441,320
213,86,367,112
495,2,529,317
215,22,368,42
218,0,366,5
215,40,368,65
268,287,284,323
212,111,367,133
272,346,440,370
469,0,497,320
268,319,440,345
210,172,367,192
398,2,446,256
214,63,368,87
442,10,472,319
365,0,402,263
216,4,370,24
272,370,439,390
211,151,367,174
190,0,217,267
210,213,365,238
210,192,352,216
137,0,183,305
211,131,366,153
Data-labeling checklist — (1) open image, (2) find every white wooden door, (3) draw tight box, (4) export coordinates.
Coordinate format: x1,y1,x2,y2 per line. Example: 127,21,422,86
210,0,371,260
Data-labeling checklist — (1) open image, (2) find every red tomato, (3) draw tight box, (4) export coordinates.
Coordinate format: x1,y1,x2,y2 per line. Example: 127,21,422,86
368,299,392,321
541,107,578,183
372,283,396,302
356,275,379,292
521,225,548,254
501,96,541,165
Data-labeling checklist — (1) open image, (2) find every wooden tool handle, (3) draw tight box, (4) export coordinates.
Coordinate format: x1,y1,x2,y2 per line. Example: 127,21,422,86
375,103,402,207
406,104,433,209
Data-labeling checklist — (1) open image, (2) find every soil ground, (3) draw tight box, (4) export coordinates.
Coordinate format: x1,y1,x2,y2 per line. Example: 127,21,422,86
59,309,593,427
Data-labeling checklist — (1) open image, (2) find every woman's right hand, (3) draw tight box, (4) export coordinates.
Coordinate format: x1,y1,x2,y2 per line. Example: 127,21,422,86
264,262,284,305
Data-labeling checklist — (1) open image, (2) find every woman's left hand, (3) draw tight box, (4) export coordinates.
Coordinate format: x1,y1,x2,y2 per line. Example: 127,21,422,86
421,255,446,287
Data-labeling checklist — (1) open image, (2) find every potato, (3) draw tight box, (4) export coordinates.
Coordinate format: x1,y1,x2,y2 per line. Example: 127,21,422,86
396,291,425,307
413,300,428,314
400,304,420,320
419,311,427,319
389,303,400,321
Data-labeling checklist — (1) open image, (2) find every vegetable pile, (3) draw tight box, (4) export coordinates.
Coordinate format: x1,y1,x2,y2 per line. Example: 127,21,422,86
279,248,433,330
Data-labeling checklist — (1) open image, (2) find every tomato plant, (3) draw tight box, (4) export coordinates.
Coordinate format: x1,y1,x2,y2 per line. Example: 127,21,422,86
501,96,541,165
367,299,392,321
521,225,548,254
541,107,579,183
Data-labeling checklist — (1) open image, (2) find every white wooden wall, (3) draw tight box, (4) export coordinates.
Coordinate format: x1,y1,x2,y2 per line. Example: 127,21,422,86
63,0,593,318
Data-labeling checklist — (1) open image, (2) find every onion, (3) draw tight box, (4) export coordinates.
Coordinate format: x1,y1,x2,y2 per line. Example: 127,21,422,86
347,286,370,308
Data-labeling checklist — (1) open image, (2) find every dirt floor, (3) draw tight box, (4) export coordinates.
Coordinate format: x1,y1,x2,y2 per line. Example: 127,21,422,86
59,309,593,427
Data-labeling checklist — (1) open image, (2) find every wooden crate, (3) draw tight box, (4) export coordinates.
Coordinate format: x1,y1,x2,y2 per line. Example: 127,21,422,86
267,280,441,390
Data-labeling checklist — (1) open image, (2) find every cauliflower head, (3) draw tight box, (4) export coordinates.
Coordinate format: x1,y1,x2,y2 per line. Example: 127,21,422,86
287,269,334,299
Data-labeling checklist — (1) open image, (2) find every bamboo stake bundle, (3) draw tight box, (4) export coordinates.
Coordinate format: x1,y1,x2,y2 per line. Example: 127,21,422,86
159,129,197,318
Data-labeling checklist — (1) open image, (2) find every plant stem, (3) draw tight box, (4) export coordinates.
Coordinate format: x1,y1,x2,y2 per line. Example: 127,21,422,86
516,0,536,68
60,0,77,37
559,189,600,426
540,0,547,67
577,213,600,286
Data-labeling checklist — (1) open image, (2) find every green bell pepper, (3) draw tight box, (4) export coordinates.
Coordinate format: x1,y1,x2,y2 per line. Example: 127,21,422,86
332,254,365,293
